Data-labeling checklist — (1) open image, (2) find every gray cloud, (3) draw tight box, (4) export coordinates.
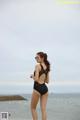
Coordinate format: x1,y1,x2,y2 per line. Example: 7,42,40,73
0,0,80,85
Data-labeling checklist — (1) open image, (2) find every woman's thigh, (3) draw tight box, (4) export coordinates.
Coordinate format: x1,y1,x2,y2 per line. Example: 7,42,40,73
40,92,48,110
31,90,40,109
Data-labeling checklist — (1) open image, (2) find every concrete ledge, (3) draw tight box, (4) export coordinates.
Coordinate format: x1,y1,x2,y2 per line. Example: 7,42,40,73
0,95,26,101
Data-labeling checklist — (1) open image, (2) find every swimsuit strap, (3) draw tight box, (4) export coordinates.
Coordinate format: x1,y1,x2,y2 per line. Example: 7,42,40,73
40,64,48,72
39,64,48,77
40,64,44,70
34,64,48,77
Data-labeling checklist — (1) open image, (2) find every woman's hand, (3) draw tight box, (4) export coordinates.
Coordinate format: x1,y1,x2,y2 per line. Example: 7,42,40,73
30,74,34,79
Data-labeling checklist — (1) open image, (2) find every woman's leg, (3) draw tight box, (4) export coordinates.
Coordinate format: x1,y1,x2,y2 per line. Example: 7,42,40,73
31,90,40,120
40,92,48,120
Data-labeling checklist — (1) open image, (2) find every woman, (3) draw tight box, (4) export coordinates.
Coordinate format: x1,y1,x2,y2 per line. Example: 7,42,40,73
30,52,50,120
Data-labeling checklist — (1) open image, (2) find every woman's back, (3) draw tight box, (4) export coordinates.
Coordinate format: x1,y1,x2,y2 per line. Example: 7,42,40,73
34,63,49,84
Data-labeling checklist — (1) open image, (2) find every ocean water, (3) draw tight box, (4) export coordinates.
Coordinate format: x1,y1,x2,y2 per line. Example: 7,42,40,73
3,93,79,101
0,93,80,120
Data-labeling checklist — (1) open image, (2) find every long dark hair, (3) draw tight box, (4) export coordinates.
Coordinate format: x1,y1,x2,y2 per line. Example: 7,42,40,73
37,52,50,72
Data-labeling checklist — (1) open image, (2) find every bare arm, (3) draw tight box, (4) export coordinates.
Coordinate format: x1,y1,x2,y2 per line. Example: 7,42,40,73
45,72,49,83
31,64,40,82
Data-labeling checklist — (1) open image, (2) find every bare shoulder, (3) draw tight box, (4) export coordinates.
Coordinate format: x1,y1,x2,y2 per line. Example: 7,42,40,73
35,63,41,70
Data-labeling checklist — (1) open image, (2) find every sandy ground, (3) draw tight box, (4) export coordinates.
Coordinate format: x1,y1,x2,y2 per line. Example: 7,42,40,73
0,94,80,120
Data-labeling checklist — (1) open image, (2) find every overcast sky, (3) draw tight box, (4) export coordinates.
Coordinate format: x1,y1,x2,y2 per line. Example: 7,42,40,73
0,0,80,93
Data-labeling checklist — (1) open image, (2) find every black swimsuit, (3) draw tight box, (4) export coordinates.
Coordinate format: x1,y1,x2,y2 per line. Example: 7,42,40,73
33,64,48,95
